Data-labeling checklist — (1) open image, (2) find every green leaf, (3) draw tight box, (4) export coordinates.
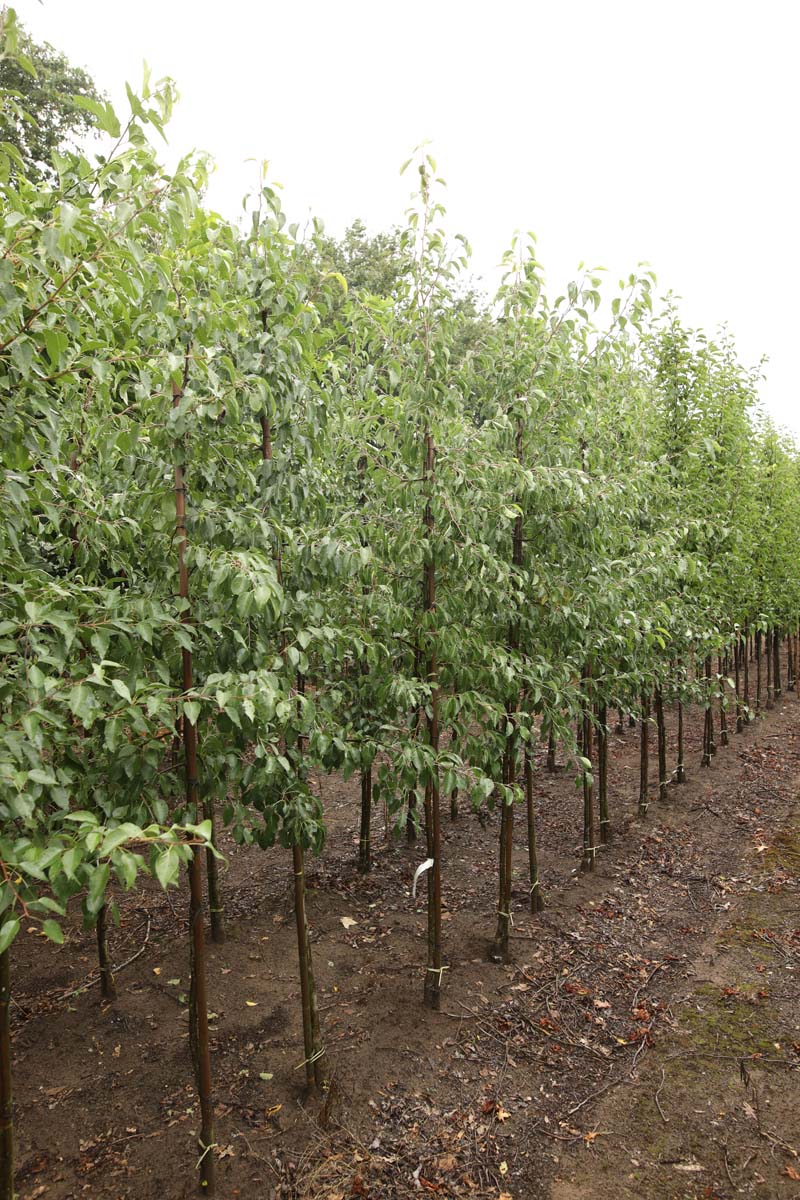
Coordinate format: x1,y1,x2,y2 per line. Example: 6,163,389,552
42,919,64,945
72,94,121,137
155,846,181,890
99,823,142,857
28,769,56,786
0,917,21,956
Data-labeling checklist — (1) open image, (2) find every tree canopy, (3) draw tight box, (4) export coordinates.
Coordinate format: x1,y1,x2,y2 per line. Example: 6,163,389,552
0,8,102,182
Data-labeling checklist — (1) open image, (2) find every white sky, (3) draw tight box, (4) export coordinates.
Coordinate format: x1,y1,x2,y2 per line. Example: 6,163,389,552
17,0,799,434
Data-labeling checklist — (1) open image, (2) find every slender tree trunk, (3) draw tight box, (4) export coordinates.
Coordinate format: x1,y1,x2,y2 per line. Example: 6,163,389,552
357,762,372,873
766,629,774,708
654,686,667,802
787,628,795,692
615,707,625,736
676,695,686,783
743,621,751,717
790,630,796,692
188,846,215,1194
492,422,525,961
702,656,715,766
173,377,224,945
756,628,762,712
490,744,515,962
406,647,421,841
735,639,744,734
546,725,556,772
774,626,782,698
69,462,114,998
174,380,216,1194
406,788,418,842
638,691,650,816
422,427,442,1011
383,784,391,844
0,947,12,1200
598,703,611,843
292,844,325,1092
96,903,116,1000
525,745,544,912
581,664,595,871
356,452,377,858
257,377,326,1090
718,652,729,746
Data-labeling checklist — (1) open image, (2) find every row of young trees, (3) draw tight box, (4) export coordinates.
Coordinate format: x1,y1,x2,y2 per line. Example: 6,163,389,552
2,45,800,1197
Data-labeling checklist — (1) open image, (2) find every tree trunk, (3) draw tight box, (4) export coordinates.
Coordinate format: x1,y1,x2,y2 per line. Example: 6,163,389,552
292,844,325,1093
492,421,525,960
188,846,215,1195
490,745,515,962
654,686,667,802
173,377,224,944
581,664,595,871
546,725,556,772
788,627,795,691
357,762,372,873
174,375,216,1196
422,426,443,1011
766,629,774,709
718,652,729,746
525,745,544,912
96,903,115,1001
598,703,611,843
0,947,12,1200
676,694,686,783
256,348,324,1091
406,652,422,841
638,691,650,816
774,626,782,698
755,628,762,712
702,656,714,766
743,621,751,717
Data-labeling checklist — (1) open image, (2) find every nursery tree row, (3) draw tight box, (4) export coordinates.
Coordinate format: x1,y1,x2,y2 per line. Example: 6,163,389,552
2,48,800,1197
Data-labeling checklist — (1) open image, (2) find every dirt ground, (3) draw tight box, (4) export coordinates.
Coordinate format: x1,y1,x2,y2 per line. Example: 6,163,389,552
9,660,800,1200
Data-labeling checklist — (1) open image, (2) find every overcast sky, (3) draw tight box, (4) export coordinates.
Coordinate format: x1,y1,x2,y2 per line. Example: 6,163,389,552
17,0,799,434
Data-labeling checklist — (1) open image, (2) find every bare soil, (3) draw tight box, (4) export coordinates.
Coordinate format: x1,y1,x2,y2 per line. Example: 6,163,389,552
10,663,800,1200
